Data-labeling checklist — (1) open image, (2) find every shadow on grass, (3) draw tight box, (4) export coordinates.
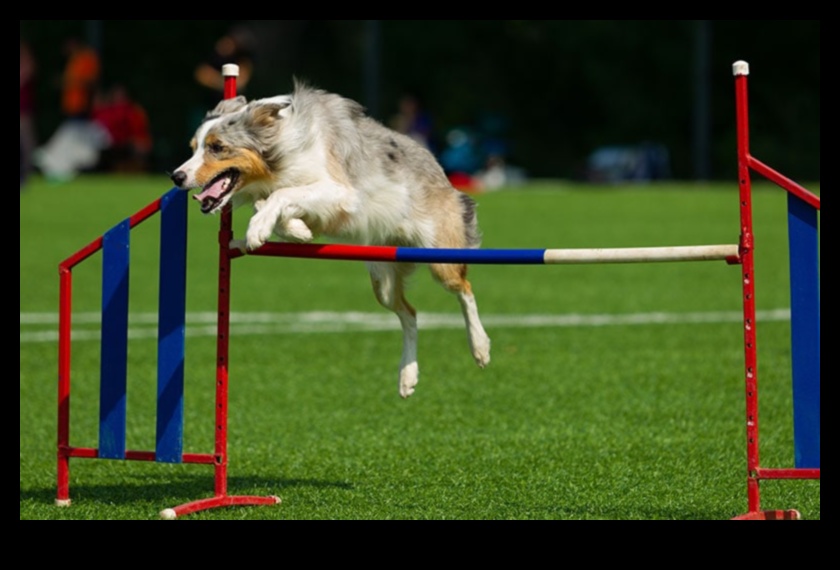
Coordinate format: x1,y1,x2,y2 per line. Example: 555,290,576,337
24,480,735,519
23,476,353,508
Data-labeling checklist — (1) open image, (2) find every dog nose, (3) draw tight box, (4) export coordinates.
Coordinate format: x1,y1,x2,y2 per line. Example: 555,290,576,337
171,171,187,188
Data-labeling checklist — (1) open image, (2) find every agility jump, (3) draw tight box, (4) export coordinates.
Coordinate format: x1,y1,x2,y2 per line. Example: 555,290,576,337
56,62,819,519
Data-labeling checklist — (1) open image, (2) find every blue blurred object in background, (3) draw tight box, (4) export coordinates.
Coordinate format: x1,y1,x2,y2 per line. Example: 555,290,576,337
586,143,671,183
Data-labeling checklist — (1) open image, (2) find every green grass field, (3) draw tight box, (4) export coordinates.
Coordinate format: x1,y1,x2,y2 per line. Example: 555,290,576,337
20,174,820,520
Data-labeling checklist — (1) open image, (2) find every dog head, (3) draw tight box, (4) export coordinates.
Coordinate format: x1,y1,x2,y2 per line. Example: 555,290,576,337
170,95,292,214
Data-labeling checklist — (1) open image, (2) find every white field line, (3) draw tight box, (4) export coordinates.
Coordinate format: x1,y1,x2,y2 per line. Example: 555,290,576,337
20,309,792,344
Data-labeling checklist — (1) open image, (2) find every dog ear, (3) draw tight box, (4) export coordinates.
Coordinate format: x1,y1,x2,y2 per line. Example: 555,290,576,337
205,95,248,120
277,101,293,119
248,101,291,128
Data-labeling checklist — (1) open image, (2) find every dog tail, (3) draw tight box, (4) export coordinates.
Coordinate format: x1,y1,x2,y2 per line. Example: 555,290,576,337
460,192,482,250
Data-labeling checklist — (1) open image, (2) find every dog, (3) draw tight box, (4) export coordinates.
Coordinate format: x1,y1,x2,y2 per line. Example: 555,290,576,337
170,80,491,399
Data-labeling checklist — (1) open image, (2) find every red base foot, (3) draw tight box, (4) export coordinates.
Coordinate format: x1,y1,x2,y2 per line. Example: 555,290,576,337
160,495,281,519
733,510,802,521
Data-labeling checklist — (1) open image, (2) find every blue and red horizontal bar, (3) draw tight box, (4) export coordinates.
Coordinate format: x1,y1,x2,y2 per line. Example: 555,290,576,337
233,242,741,265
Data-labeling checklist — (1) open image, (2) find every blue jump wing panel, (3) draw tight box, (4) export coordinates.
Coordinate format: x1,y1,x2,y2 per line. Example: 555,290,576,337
156,189,188,464
99,220,131,460
788,194,820,469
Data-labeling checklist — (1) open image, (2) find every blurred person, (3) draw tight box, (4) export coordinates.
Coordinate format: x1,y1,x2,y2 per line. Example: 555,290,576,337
92,84,153,173
34,37,104,181
59,36,101,120
439,126,483,191
472,111,526,191
189,26,256,134
20,40,36,190
389,91,435,152
195,27,255,100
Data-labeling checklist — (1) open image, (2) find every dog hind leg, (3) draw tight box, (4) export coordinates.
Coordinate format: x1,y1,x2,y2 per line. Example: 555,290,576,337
367,262,419,399
430,263,491,369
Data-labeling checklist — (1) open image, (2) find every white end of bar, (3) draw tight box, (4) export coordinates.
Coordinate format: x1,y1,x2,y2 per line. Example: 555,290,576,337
222,64,240,78
543,245,740,265
733,61,750,77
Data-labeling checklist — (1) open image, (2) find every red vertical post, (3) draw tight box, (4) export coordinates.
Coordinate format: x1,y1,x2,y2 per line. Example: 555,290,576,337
223,64,239,101
733,61,762,514
214,64,240,497
56,265,74,507
162,63,279,519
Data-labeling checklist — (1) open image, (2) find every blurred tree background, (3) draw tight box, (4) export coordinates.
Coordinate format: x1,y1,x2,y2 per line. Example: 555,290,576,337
20,20,820,182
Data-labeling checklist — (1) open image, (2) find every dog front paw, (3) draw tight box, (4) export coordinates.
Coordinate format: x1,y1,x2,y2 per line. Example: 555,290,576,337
245,221,274,251
277,218,314,243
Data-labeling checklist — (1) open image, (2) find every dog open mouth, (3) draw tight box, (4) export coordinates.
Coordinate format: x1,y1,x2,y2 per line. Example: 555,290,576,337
194,169,240,214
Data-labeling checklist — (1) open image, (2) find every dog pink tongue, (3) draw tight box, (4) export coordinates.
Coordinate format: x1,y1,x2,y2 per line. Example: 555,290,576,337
194,178,228,202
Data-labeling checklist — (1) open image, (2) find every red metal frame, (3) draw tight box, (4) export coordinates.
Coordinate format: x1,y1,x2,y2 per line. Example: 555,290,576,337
732,63,820,521
57,68,279,518
57,196,178,506
57,62,819,520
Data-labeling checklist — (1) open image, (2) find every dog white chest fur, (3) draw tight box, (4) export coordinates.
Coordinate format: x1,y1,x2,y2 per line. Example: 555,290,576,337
172,82,490,398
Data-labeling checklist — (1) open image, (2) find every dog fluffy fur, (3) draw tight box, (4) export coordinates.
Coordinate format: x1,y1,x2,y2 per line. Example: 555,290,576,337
171,81,490,398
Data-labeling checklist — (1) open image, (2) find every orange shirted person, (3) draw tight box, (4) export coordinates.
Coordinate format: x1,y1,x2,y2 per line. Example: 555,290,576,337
61,37,100,119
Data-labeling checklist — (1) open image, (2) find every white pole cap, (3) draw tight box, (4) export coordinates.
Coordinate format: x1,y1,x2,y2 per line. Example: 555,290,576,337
732,61,750,77
222,64,240,78
160,508,178,520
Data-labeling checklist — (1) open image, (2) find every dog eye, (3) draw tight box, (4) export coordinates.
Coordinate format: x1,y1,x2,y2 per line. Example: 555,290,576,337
208,142,225,154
